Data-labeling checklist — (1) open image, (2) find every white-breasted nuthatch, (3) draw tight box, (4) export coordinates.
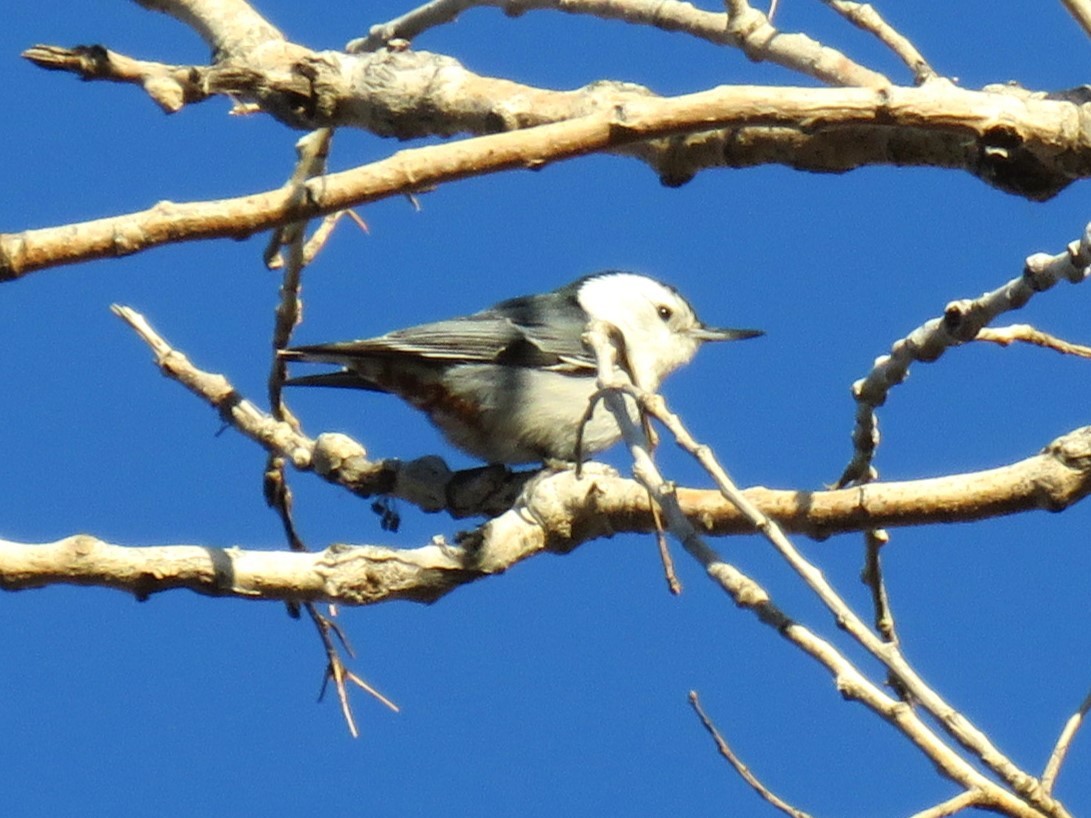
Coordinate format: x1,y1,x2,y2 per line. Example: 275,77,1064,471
282,271,761,464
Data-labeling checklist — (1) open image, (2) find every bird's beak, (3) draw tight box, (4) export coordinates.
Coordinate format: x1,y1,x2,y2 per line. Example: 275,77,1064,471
691,325,764,343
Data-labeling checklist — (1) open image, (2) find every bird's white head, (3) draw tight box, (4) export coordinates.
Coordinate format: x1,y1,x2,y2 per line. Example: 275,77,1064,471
576,272,759,389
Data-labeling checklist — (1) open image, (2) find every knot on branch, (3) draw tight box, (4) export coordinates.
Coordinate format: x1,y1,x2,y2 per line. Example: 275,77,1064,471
942,300,990,343
1044,426,1091,473
976,126,1073,201
515,467,618,554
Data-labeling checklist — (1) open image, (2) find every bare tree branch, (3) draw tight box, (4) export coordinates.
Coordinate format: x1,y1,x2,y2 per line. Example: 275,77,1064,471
21,45,210,113
689,691,814,818
1042,686,1091,793
263,129,333,557
311,604,400,737
589,373,1063,815
908,791,984,818
0,533,474,604
837,223,1091,489
976,324,1091,358
5,402,1091,602
5,83,1089,283
1060,0,1091,39
8,0,1091,812
582,321,1062,818
256,127,384,733
351,0,890,87
820,0,937,83
135,0,288,57
860,528,898,639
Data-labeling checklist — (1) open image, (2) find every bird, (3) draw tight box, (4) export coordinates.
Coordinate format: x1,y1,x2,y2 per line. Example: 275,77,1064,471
281,271,762,465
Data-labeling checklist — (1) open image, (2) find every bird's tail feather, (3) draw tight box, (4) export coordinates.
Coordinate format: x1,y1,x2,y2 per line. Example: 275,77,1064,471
283,371,384,391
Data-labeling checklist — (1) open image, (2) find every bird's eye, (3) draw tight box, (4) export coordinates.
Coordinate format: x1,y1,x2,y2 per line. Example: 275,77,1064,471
657,305,673,321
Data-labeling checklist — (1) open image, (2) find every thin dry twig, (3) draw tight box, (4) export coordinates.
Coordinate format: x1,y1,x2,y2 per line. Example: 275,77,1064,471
836,229,1091,708
861,529,895,639
313,606,400,738
821,0,937,83
689,691,813,818
575,374,680,594
582,321,1058,818
266,127,394,735
265,129,332,429
908,790,984,818
314,608,360,738
262,132,334,610
21,44,209,113
349,0,886,87
1042,686,1091,793
271,207,370,271
837,223,1091,490
640,410,681,595
860,528,911,702
1060,0,1091,39
107,303,1091,535
656,385,1062,814
975,324,1091,358
650,503,681,595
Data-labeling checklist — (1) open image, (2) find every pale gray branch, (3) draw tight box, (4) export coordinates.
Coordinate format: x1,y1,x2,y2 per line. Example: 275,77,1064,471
0,533,481,604
6,83,1090,282
134,0,287,58
975,324,1091,358
351,0,888,87
1060,0,1091,39
1042,686,1091,793
689,691,814,818
821,0,937,83
837,222,1091,489
582,322,1058,818
909,791,984,818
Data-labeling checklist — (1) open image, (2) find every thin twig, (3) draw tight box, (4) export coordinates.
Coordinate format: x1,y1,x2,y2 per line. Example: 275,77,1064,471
976,324,1091,358
586,322,1065,816
1042,686,1091,793
650,502,682,595
1060,0,1091,39
21,44,207,113
582,321,1055,818
313,605,400,738
658,385,1061,813
575,389,680,593
642,411,681,594
908,790,983,818
689,691,812,818
314,604,358,737
265,129,332,357
861,529,896,640
265,127,390,736
821,0,937,83
349,0,887,87
860,527,911,701
838,233,1091,708
264,132,334,610
837,224,1091,489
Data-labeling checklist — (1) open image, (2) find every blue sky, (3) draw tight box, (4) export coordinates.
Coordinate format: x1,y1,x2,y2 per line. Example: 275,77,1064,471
3,2,1091,816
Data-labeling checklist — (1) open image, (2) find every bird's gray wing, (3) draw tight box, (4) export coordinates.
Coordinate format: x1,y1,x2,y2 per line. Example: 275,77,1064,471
484,287,596,370
286,293,596,372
